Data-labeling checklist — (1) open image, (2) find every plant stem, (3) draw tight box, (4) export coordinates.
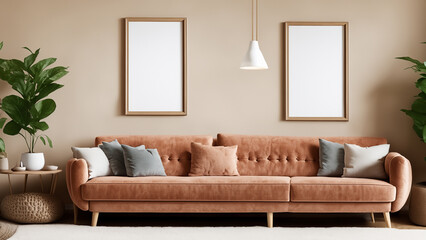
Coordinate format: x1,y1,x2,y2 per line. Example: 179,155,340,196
18,133,31,153
34,135,40,150
31,134,35,153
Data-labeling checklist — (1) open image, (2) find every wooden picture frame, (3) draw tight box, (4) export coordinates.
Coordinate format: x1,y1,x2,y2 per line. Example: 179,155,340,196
125,17,187,116
285,22,348,121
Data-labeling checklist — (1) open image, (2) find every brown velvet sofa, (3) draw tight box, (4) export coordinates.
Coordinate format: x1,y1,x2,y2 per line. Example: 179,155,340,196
66,134,412,228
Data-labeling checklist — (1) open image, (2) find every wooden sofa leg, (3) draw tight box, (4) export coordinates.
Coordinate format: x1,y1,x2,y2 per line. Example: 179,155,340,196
91,212,99,227
383,212,391,228
267,212,273,228
370,213,375,223
73,204,78,224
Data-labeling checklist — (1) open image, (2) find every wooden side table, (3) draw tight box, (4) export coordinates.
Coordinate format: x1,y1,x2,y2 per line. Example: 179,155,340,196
0,170,62,195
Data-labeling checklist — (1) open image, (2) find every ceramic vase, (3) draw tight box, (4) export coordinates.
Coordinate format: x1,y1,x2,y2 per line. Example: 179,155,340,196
0,157,8,171
21,153,45,171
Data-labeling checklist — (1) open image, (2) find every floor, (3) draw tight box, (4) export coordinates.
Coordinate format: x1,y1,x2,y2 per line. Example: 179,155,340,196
65,209,425,229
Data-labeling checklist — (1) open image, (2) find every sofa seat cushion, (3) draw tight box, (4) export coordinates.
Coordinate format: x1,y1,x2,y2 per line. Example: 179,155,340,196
82,176,290,202
291,177,396,203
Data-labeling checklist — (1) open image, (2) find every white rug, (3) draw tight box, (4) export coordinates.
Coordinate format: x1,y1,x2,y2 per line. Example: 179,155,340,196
10,225,426,240
0,220,17,240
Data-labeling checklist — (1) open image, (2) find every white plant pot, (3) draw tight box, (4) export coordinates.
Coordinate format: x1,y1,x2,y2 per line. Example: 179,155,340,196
0,157,9,171
21,153,45,171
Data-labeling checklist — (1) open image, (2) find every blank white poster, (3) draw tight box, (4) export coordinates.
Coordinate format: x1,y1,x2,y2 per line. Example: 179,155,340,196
288,25,345,118
128,21,183,112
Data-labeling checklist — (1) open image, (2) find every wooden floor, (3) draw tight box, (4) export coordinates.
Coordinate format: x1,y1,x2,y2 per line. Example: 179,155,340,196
63,209,426,229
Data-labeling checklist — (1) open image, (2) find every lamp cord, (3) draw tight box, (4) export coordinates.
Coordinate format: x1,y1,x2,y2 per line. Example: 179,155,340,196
256,0,259,41
251,0,260,41
252,0,254,41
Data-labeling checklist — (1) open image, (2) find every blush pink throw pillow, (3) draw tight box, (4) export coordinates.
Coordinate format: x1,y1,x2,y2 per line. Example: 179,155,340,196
189,142,239,176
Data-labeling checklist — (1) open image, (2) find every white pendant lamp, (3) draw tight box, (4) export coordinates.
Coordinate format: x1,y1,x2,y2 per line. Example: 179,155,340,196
240,0,268,70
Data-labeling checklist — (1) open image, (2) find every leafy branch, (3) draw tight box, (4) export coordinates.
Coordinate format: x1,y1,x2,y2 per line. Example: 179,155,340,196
0,41,68,153
396,42,426,161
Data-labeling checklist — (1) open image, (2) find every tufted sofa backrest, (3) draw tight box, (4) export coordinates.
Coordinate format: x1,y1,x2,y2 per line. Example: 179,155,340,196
95,135,213,176
217,134,387,176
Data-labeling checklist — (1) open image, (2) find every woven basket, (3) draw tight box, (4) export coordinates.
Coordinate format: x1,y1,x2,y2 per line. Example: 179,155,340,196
1,193,63,223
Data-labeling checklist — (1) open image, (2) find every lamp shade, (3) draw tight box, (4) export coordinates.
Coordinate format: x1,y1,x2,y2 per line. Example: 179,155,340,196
240,40,268,70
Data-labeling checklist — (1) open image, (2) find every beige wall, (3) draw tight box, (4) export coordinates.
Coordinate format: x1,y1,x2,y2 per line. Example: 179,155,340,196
0,0,425,203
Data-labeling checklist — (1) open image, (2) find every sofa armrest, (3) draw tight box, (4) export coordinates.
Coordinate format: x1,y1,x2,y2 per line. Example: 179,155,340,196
66,158,89,211
384,152,412,212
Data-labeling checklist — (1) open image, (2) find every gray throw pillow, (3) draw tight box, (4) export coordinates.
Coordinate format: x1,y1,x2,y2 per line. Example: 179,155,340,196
317,139,345,177
99,140,145,176
121,144,167,177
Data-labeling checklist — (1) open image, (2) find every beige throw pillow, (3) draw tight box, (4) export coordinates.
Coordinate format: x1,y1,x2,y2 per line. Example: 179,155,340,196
342,143,390,179
71,147,112,179
189,142,239,176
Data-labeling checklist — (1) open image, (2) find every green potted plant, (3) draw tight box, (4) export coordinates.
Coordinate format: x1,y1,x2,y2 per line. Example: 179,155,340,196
0,42,68,170
396,42,426,226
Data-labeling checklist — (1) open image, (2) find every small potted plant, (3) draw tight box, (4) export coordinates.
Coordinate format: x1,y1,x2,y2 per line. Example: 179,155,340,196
0,42,68,170
396,42,426,226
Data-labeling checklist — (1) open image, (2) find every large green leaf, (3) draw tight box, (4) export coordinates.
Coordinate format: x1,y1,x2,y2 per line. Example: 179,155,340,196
30,121,49,131
3,120,22,135
1,59,24,73
23,126,36,135
1,95,29,126
35,66,68,88
10,77,27,97
30,99,56,120
0,138,4,152
39,135,52,148
416,77,426,82
402,109,426,141
21,75,36,97
7,59,25,72
30,58,56,76
0,68,25,85
34,83,63,103
43,66,68,81
0,59,26,85
396,56,423,66
416,78,426,94
0,118,6,129
412,98,426,113
46,135,53,148
40,136,46,145
423,125,426,143
403,109,426,121
412,123,424,140
23,48,40,69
